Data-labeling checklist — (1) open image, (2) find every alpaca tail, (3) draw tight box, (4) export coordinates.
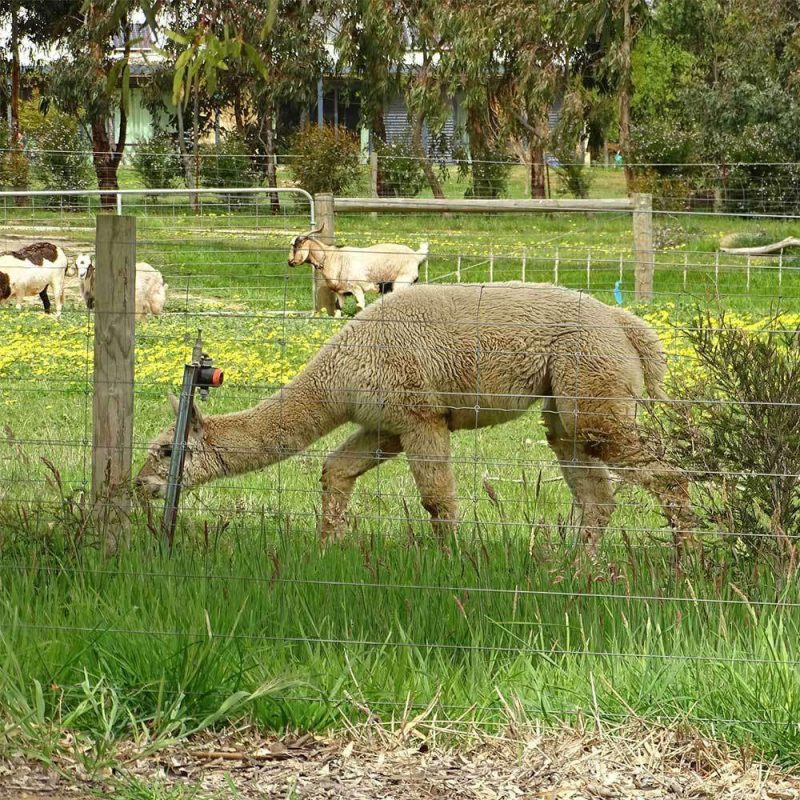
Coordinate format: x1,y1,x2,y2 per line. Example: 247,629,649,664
613,308,669,401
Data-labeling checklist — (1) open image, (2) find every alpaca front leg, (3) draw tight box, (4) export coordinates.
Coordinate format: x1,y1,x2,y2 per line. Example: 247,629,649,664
320,428,403,541
400,423,458,538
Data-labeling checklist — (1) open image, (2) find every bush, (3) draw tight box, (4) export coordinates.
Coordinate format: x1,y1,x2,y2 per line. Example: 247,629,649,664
553,154,595,199
658,312,800,563
131,133,183,190
0,123,30,192
629,169,694,212
377,138,426,197
457,141,513,199
28,109,93,193
288,125,362,196
199,133,260,190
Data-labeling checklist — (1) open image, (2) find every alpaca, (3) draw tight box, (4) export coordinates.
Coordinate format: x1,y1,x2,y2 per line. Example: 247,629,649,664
136,283,693,546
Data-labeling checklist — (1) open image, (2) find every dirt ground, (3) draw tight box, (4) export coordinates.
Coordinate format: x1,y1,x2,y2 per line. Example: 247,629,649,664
1,722,800,799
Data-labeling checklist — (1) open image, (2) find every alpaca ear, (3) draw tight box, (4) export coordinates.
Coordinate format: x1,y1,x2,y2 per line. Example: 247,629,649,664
190,399,205,431
167,392,205,431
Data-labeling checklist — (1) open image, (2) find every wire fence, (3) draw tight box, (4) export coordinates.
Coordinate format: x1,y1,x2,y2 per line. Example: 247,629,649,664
8,145,800,212
1,183,800,752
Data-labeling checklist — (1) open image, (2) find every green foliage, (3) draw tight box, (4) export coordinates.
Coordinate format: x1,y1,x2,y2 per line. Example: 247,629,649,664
199,133,260,189
660,312,800,561
376,138,426,197
0,123,30,191
631,33,697,121
288,125,362,196
26,107,93,193
553,155,595,199
454,136,513,199
131,133,183,190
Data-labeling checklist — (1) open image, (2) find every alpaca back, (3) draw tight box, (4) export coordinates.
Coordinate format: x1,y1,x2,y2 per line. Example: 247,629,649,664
299,283,661,431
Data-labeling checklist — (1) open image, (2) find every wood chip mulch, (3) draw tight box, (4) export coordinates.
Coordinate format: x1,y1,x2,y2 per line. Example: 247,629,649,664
1,720,800,799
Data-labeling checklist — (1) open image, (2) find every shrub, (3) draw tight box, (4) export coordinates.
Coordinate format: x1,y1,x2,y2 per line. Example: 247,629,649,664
288,125,362,196
552,154,595,199
0,122,30,192
377,138,426,197
28,109,93,193
199,133,260,189
131,133,183,190
458,140,513,199
657,311,800,563
629,169,694,212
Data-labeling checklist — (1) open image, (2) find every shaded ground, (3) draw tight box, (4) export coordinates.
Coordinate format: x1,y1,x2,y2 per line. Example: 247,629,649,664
2,723,800,799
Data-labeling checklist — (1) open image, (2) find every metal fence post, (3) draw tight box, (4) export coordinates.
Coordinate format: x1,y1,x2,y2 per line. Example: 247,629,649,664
92,214,136,553
632,192,654,302
313,193,338,315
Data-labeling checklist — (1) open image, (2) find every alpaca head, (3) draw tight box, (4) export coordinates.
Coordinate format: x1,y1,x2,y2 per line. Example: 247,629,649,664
135,393,221,497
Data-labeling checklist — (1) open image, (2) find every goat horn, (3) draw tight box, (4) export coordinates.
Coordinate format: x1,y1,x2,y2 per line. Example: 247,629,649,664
301,224,325,238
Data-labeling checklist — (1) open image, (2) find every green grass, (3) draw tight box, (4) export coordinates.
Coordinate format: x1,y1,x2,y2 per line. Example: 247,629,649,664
3,192,800,768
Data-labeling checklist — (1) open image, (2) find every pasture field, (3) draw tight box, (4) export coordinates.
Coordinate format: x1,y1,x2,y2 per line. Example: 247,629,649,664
2,192,800,772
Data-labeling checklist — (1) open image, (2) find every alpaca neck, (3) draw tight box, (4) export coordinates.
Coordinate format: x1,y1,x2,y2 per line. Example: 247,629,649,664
203,378,339,479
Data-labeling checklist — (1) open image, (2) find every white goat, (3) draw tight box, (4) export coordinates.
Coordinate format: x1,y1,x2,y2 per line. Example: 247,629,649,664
77,254,168,320
0,242,71,316
288,227,427,317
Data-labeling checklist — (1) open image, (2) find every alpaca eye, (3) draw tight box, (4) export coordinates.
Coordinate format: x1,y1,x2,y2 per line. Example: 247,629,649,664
160,445,173,458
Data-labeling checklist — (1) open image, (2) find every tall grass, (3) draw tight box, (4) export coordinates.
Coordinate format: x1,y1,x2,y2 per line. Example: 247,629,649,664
3,515,800,763
2,196,800,765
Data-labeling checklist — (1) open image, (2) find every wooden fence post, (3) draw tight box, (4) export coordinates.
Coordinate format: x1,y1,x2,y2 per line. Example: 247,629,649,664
632,192,654,302
92,214,136,551
313,193,338,315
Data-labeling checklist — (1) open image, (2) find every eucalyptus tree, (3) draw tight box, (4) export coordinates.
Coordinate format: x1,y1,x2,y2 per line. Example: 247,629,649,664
333,0,405,194
563,0,651,189
443,0,563,197
44,0,164,205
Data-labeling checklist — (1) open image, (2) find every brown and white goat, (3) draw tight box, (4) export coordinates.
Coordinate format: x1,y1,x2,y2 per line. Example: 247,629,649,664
0,242,71,315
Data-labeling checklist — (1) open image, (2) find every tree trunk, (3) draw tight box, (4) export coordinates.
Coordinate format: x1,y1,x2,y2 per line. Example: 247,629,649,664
259,104,280,214
176,95,195,192
10,0,20,142
86,4,129,211
528,108,550,199
10,0,27,206
619,0,634,192
371,107,388,196
411,111,445,199
92,119,120,210
233,91,245,137
91,100,128,211
193,77,201,198
466,104,497,198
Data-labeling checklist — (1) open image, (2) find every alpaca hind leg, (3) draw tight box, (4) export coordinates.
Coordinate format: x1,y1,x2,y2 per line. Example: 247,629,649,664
400,423,457,539
320,428,403,541
542,397,615,551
